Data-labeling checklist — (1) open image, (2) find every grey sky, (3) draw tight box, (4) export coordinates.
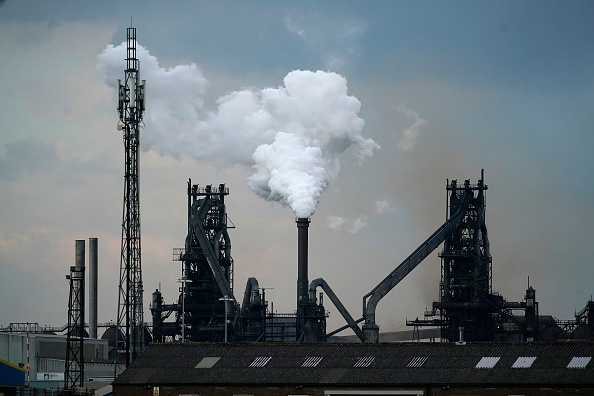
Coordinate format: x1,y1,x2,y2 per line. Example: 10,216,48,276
1,0,593,336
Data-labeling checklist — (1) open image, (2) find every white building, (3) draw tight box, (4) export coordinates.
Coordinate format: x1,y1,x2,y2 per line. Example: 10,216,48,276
0,332,113,391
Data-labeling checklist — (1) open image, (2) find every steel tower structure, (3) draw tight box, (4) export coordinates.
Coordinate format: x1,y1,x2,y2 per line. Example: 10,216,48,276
116,27,146,369
174,181,238,342
64,241,85,392
434,173,493,341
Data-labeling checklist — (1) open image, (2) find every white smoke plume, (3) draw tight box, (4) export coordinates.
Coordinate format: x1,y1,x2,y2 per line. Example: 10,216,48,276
397,106,426,152
327,199,396,234
349,216,369,234
327,215,347,231
97,41,379,217
248,132,327,218
374,199,396,215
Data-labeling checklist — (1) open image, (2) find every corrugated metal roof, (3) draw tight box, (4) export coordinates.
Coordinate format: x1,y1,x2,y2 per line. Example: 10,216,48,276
114,342,594,387
249,356,272,367
567,356,591,369
511,356,536,368
353,357,374,368
406,357,428,368
195,356,220,369
320,368,347,383
475,356,500,368
302,356,323,367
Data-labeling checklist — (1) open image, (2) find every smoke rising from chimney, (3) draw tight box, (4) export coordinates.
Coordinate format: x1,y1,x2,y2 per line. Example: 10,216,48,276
97,41,379,218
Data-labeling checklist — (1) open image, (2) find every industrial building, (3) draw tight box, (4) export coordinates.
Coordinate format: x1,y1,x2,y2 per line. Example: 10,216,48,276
0,358,26,396
112,342,594,396
0,331,111,392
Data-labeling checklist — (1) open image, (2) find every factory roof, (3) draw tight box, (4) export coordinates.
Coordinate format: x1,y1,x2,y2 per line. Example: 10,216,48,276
114,341,594,387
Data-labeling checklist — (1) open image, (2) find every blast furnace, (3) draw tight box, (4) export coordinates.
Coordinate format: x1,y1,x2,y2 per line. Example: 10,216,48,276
150,180,328,343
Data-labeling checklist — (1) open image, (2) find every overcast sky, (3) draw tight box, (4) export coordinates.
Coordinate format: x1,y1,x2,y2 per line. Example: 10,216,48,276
1,0,593,337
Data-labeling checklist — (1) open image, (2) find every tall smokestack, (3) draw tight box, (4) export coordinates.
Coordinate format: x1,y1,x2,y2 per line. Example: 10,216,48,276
89,238,98,338
75,240,85,330
296,218,310,308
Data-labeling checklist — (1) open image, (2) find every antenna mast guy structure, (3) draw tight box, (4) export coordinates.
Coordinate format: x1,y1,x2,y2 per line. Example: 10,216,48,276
116,26,146,369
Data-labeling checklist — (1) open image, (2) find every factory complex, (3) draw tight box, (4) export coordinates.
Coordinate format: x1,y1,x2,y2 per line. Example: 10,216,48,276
1,27,592,396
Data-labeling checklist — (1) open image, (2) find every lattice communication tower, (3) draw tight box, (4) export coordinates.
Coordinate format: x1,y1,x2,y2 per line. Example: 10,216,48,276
115,26,146,369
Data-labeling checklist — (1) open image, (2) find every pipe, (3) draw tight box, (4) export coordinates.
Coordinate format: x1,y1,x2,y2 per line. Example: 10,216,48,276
361,188,473,342
309,278,364,342
89,238,98,338
296,218,310,307
242,277,260,309
151,289,162,343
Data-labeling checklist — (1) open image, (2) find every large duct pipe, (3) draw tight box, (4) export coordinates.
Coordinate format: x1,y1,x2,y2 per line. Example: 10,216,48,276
296,218,310,308
75,240,85,328
89,238,98,338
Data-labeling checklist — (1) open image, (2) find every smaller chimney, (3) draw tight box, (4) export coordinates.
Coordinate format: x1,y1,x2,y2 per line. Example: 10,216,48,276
75,240,85,327
89,238,98,339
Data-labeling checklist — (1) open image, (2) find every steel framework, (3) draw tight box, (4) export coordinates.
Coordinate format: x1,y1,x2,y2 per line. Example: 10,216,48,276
175,181,238,342
434,173,494,341
116,27,146,369
64,249,85,392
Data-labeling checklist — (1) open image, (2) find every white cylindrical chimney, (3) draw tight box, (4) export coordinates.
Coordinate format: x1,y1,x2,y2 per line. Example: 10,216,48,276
75,240,85,326
89,238,98,338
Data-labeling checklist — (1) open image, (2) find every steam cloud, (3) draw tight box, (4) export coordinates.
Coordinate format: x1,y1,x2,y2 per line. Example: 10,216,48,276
374,200,395,214
349,216,369,234
397,107,425,152
97,41,379,218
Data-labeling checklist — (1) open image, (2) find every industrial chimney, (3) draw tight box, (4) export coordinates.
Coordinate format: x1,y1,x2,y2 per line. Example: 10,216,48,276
89,238,98,338
75,240,85,327
296,217,310,308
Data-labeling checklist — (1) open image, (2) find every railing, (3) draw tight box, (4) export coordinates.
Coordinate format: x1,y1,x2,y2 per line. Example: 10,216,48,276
172,247,185,261
0,321,153,333
189,186,229,195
